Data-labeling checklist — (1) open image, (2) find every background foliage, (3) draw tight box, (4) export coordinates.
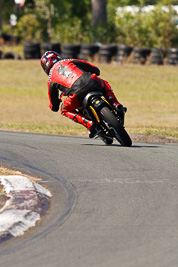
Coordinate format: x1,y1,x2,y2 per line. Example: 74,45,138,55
1,0,178,48
115,2,178,48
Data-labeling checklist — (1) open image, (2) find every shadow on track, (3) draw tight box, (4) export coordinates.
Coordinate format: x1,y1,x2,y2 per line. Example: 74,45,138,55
82,143,160,148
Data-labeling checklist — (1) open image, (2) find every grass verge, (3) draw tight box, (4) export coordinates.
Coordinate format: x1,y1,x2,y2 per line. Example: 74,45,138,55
0,60,177,138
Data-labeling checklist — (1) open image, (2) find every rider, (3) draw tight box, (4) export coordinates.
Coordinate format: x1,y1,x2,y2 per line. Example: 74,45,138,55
41,51,125,138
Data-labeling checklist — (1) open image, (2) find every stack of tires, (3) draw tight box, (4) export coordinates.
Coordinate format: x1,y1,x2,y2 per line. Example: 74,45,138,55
24,42,41,59
41,42,61,54
149,48,163,65
78,44,99,61
167,48,178,65
115,45,133,64
0,51,3,59
2,52,21,59
61,44,80,59
133,47,151,64
98,45,117,63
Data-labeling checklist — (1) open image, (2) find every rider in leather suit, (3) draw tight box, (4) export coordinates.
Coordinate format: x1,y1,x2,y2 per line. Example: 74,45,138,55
41,51,125,137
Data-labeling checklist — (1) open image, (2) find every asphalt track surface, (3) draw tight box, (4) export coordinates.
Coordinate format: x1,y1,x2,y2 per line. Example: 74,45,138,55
0,131,177,267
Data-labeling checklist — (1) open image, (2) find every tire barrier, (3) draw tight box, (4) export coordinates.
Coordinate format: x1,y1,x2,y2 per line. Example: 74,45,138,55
133,47,151,64
0,33,21,45
99,45,117,63
1,41,178,65
149,48,164,65
61,43,80,59
0,51,3,59
78,44,99,61
115,45,133,64
23,42,41,59
41,42,61,54
167,48,178,65
0,33,12,43
2,52,21,60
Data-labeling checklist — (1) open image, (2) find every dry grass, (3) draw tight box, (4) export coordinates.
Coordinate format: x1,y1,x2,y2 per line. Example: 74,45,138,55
0,167,41,181
0,60,177,138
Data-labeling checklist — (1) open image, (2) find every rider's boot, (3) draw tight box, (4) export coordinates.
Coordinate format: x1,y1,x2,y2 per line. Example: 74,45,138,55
98,131,113,145
90,123,113,144
61,110,99,138
61,110,112,142
88,123,97,138
103,80,121,110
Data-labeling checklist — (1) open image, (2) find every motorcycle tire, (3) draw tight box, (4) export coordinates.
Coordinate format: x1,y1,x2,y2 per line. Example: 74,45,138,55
100,106,132,147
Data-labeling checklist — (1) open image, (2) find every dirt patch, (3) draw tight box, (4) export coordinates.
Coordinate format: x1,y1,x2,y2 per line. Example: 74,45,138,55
130,134,178,144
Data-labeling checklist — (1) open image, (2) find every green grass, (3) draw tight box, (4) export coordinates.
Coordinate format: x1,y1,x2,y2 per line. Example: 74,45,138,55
0,60,178,138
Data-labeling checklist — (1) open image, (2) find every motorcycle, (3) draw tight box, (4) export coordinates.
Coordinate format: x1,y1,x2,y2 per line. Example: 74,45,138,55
78,91,132,146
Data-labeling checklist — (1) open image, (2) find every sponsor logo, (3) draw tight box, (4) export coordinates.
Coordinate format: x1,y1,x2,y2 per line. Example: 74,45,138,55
57,65,74,78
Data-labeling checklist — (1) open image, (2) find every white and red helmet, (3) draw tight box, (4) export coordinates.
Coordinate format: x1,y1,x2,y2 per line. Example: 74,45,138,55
41,51,62,75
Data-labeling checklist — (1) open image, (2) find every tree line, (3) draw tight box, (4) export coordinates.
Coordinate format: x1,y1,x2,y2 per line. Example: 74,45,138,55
0,0,178,49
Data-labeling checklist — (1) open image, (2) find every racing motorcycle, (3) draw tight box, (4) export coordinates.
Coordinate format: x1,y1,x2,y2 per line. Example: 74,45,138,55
79,91,132,146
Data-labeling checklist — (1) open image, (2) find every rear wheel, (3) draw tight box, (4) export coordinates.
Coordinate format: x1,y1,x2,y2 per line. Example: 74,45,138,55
100,106,132,147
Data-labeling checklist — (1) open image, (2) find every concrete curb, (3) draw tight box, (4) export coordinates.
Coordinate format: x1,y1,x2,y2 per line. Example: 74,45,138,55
0,175,52,241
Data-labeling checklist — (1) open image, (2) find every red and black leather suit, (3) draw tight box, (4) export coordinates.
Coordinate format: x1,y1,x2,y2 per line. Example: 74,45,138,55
48,59,120,131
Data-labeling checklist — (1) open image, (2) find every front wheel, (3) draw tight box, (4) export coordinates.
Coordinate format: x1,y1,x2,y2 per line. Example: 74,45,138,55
100,106,132,147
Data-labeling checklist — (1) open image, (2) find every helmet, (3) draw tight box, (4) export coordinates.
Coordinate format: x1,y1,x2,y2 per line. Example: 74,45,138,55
41,51,62,75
